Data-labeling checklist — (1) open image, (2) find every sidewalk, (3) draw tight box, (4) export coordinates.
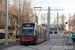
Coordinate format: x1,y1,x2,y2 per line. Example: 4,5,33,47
3,39,66,50
64,38,75,50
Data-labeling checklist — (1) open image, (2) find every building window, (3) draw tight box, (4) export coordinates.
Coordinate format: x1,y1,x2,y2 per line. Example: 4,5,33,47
50,31,53,34
54,31,57,34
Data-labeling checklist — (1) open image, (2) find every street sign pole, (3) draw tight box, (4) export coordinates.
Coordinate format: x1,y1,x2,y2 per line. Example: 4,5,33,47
69,23,71,44
15,20,17,44
57,12,59,34
47,7,50,41
5,0,8,46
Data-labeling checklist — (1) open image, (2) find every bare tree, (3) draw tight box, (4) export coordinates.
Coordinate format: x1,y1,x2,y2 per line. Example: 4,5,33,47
70,14,75,32
0,0,4,5
53,18,57,28
60,14,65,28
53,18,57,24
0,0,5,28
39,14,46,25
34,12,38,24
12,0,36,27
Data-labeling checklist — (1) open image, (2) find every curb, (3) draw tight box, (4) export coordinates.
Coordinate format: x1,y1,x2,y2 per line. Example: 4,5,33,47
0,40,20,45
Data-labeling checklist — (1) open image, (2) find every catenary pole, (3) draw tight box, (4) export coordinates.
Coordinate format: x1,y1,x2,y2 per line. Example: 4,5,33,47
47,7,50,41
5,0,8,46
57,12,59,34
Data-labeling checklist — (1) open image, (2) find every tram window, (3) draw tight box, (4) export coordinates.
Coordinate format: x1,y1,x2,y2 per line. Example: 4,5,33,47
35,30,37,34
34,30,37,37
22,29,34,37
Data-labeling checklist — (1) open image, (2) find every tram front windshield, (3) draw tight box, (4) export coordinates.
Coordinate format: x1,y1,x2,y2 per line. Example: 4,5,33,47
22,24,35,37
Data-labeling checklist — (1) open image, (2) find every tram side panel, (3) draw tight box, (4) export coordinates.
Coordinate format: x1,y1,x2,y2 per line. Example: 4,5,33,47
43,29,46,40
42,27,44,41
43,28,47,41
36,25,39,43
45,29,48,40
36,25,42,43
38,26,41,43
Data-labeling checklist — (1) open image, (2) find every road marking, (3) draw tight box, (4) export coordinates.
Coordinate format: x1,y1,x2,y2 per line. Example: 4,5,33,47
63,39,75,50
49,39,58,50
63,39,68,50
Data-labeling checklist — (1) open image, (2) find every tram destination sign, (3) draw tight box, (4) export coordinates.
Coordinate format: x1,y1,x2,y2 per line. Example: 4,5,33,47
22,24,35,27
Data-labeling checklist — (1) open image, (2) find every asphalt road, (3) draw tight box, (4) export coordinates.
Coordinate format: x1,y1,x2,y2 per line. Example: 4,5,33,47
0,39,66,50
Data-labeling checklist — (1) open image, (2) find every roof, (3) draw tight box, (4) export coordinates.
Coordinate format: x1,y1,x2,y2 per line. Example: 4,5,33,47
22,22,35,24
50,28,64,30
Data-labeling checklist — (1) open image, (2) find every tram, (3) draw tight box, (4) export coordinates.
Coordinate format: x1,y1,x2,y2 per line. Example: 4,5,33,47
20,22,47,45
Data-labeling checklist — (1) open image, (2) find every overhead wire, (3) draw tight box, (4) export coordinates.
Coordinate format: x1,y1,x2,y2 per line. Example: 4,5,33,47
52,0,61,21
34,0,42,16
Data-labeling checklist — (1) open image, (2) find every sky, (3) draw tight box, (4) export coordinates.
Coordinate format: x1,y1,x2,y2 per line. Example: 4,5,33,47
31,0,75,24
9,0,75,24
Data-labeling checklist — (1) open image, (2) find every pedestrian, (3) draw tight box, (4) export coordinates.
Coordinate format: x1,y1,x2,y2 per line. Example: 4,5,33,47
72,33,75,43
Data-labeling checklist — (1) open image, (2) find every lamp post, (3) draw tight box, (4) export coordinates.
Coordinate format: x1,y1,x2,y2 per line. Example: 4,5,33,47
47,7,50,41
5,0,8,46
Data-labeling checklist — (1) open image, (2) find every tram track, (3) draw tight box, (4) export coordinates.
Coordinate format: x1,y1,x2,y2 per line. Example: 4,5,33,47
62,39,67,50
19,39,62,50
16,45,39,50
49,39,58,50
28,47,39,50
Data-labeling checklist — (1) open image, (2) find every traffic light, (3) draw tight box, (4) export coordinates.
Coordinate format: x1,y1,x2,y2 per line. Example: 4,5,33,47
65,22,68,24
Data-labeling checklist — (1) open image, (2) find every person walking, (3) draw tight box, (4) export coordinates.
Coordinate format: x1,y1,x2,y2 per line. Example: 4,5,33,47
72,33,75,43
